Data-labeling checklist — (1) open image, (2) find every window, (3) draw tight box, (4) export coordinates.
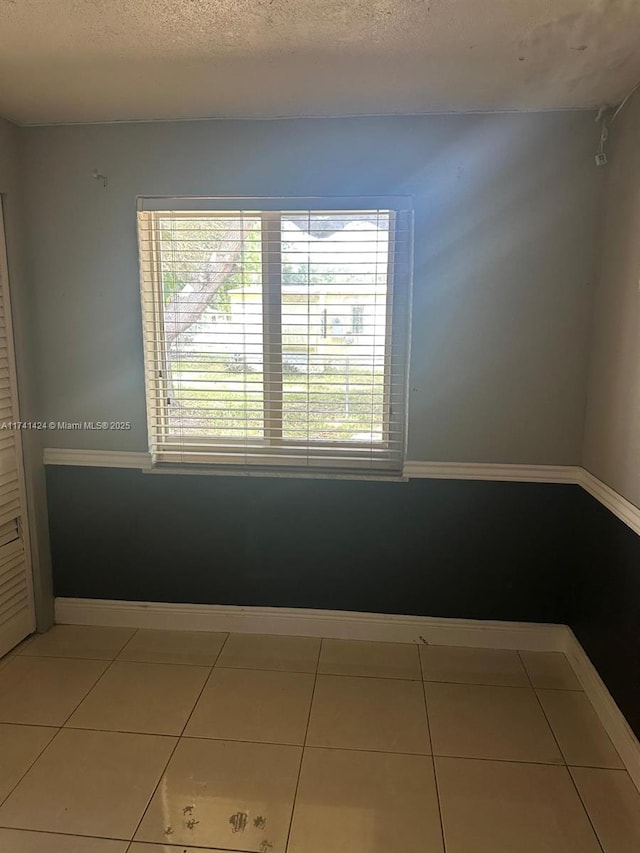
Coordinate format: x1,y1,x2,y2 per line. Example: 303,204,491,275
138,197,413,475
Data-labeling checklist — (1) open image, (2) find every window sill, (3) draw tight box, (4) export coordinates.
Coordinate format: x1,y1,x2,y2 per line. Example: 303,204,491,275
143,462,407,483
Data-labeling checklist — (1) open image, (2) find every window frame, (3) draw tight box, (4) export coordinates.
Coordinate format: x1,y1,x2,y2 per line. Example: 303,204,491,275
138,196,413,475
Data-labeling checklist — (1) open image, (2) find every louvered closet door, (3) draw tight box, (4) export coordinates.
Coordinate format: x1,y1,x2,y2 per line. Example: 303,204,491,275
0,201,35,657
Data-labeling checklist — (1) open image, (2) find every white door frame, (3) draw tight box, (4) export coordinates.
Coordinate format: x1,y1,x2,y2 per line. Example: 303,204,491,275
0,197,36,654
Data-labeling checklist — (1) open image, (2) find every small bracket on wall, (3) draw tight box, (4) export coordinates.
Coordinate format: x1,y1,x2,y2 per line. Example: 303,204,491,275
594,106,610,167
594,79,640,167
93,169,108,188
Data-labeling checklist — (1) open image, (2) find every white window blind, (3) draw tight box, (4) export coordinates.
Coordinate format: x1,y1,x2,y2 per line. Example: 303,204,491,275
138,197,413,475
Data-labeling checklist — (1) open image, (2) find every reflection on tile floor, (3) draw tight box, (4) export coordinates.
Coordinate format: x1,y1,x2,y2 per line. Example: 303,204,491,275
0,626,638,852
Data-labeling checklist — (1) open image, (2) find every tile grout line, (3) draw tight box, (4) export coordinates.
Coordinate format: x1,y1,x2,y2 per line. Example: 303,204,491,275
0,720,63,731
115,626,230,668
126,631,231,847
0,726,60,814
517,650,568,766
0,824,253,852
112,626,142,658
419,645,448,853
219,664,424,681
177,634,231,737
9,722,624,766
118,735,198,844
0,632,229,846
1,635,622,850
17,626,140,665
0,825,136,847
122,837,254,852
517,650,606,853
0,633,36,671
59,629,224,734
58,649,134,729
10,648,589,687
16,652,570,686
0,630,146,837
282,636,322,853
2,726,615,766
408,753,623,770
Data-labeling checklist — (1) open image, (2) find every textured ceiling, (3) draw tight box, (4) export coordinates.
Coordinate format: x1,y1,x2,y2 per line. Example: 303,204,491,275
0,0,639,124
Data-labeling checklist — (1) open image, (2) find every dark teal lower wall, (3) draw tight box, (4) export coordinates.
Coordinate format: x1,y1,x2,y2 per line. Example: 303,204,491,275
46,465,639,738
569,489,640,738
46,467,578,623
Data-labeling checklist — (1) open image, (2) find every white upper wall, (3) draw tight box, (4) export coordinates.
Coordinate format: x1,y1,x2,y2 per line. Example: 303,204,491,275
583,89,640,505
21,112,601,464
1,0,639,123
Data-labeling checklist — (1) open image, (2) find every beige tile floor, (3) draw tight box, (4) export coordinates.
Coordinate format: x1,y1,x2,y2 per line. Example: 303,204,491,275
0,627,639,852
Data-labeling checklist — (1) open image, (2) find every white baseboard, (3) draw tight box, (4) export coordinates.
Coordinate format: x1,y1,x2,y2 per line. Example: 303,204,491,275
54,597,566,650
54,596,640,793
562,627,640,793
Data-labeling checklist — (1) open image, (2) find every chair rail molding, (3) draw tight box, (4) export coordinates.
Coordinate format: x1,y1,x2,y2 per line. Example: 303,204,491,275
42,448,640,536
